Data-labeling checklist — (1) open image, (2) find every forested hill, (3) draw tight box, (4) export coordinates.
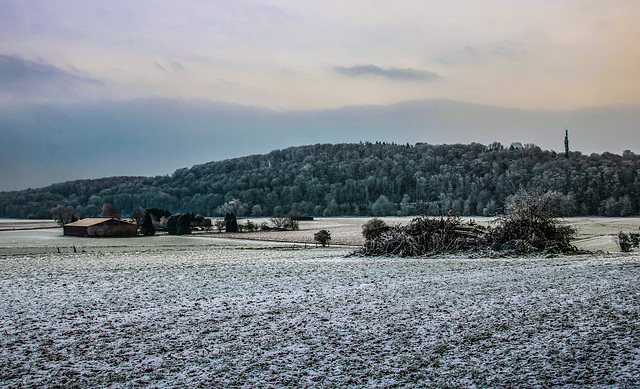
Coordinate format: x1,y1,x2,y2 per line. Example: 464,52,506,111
1,142,639,219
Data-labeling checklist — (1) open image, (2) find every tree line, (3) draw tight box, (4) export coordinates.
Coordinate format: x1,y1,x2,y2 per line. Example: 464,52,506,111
1,142,639,219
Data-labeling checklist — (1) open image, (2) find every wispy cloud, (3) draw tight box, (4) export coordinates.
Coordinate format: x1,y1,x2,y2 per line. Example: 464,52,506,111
0,54,103,101
171,62,186,72
0,54,102,87
334,65,442,82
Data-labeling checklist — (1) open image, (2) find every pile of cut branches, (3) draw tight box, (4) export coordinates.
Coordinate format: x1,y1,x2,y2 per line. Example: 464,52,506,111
360,189,578,257
481,189,577,255
360,215,485,257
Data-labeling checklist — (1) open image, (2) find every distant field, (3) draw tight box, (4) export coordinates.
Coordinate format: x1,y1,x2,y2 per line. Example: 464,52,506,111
2,216,638,255
0,218,58,231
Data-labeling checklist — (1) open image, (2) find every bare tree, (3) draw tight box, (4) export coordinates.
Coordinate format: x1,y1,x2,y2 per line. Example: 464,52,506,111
213,219,226,232
130,207,144,226
51,205,77,225
270,214,288,229
217,198,247,217
101,203,120,218
270,214,299,230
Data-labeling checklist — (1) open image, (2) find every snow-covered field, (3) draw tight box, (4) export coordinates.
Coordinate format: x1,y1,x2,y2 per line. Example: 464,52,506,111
2,234,640,387
1,218,640,387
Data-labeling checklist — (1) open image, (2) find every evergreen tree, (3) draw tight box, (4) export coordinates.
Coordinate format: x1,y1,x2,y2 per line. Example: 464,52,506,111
141,211,156,236
177,213,191,235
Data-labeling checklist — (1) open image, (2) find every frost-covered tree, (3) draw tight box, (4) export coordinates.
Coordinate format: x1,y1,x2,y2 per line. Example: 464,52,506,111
218,199,247,217
3,142,640,219
399,194,412,216
251,204,264,216
372,195,395,216
323,200,340,217
619,195,634,217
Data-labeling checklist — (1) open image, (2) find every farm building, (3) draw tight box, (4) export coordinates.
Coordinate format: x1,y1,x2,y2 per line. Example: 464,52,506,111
63,218,138,237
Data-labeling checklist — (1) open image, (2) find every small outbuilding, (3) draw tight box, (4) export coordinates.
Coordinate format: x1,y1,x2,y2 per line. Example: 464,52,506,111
63,218,138,237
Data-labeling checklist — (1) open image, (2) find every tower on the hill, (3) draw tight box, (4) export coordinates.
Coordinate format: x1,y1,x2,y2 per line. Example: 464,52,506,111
564,129,569,158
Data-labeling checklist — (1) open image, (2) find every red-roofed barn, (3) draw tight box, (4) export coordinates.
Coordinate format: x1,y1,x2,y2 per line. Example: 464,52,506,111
63,218,138,237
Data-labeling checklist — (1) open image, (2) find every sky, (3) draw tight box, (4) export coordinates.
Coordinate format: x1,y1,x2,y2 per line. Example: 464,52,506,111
1,1,640,191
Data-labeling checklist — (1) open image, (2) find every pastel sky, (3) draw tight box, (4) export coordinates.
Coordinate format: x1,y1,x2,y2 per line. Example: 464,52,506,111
3,0,640,109
1,1,640,191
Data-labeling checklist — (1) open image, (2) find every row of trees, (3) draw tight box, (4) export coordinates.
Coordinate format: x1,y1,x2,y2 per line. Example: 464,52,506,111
90,203,301,236
2,142,639,219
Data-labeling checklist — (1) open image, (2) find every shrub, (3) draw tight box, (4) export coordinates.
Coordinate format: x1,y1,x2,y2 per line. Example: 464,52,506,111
616,232,640,252
177,214,191,235
284,218,300,231
314,230,331,247
270,214,288,229
193,214,205,226
213,219,225,232
244,220,257,232
166,214,191,235
270,214,299,230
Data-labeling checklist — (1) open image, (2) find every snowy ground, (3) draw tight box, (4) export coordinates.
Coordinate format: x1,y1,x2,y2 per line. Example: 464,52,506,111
1,218,640,387
2,237,640,387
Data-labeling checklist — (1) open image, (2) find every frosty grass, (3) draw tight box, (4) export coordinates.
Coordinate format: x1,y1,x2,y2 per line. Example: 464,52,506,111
1,244,640,387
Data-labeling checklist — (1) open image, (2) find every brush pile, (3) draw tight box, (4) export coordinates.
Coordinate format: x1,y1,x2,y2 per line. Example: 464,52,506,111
360,189,578,257
480,190,577,255
361,215,485,257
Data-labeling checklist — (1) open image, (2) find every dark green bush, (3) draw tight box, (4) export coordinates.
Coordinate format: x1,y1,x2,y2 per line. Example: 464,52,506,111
141,211,155,236
314,230,331,247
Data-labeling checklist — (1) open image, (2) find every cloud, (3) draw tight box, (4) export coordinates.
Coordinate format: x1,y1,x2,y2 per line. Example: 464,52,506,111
334,65,442,82
0,54,103,101
171,62,186,72
0,54,102,87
